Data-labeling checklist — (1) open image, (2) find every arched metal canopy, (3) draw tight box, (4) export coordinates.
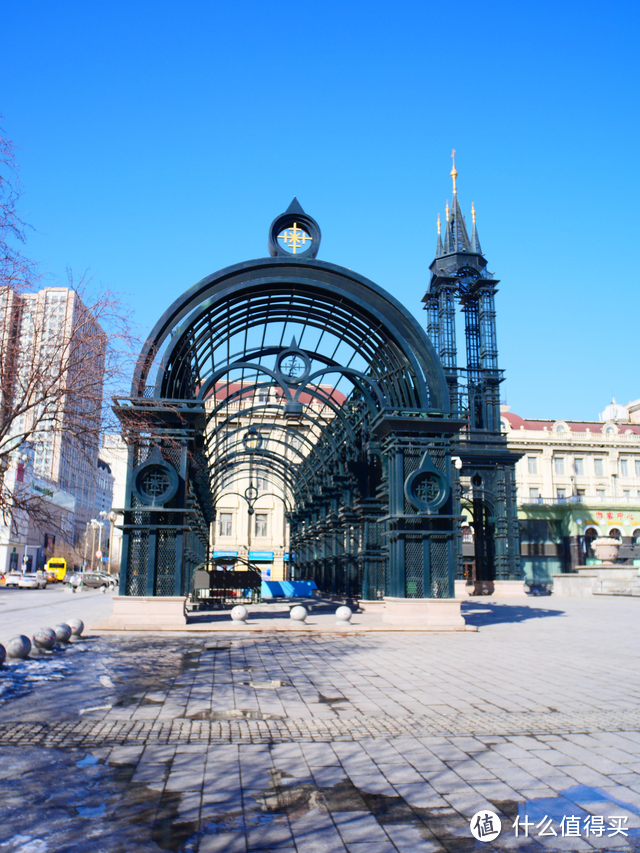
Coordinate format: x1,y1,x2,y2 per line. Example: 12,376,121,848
117,205,463,603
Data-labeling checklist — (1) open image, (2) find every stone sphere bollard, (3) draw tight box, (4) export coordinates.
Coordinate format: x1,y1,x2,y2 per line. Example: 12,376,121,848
67,618,84,637
335,605,353,625
290,605,308,622
0,643,6,666
7,635,31,659
230,605,248,622
54,623,72,643
33,627,57,651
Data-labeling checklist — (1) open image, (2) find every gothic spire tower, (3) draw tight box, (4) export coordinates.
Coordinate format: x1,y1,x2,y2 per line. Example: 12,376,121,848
423,149,499,430
422,151,521,592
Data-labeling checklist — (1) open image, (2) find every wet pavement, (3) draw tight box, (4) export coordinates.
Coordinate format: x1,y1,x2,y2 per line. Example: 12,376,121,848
1,597,640,851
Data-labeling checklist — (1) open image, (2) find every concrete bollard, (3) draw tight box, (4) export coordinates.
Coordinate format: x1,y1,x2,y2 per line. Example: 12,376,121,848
54,624,72,643
290,605,308,623
33,627,57,651
7,635,31,659
67,618,84,638
335,605,353,626
230,605,248,623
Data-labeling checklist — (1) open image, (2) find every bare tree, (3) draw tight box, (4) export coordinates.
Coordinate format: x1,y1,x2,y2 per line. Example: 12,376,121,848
0,121,136,546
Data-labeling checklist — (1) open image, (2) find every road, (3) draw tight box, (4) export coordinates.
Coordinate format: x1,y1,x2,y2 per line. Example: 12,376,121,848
0,585,115,646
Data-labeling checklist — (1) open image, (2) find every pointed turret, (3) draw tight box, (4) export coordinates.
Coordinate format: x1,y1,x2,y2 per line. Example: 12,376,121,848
443,150,472,253
436,213,443,256
285,196,305,215
470,202,482,254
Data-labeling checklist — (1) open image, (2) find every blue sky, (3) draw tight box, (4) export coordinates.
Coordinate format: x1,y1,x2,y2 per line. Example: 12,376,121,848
3,0,639,421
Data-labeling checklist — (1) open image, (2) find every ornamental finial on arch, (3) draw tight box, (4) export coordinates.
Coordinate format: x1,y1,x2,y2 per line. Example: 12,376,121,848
268,198,321,259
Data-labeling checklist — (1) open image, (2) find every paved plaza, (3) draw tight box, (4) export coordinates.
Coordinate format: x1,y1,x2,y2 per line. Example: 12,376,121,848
1,594,640,852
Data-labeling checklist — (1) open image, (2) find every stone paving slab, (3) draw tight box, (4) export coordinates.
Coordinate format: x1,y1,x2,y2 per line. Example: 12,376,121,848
3,710,640,748
2,596,640,852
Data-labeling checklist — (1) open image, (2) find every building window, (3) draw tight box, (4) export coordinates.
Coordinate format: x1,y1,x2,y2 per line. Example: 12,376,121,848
461,525,473,543
594,458,604,477
620,459,629,477
633,528,640,545
623,489,631,498
219,513,232,537
527,456,537,475
556,488,566,499
255,513,268,537
529,487,540,500
609,527,621,541
584,527,598,557
574,458,584,476
576,488,586,497
597,489,606,498
554,457,565,475
256,475,268,491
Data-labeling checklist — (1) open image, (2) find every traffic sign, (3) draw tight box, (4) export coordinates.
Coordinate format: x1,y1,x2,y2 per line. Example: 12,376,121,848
95,550,102,559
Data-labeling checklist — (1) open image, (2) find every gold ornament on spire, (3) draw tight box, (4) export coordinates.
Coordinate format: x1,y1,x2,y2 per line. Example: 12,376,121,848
471,202,476,224
445,200,450,221
437,213,441,235
450,148,458,195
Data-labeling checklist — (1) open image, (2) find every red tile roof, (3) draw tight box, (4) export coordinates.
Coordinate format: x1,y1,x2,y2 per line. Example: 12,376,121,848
501,412,640,434
210,382,347,406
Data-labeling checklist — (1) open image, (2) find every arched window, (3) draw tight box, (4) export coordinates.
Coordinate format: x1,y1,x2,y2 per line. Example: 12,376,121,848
584,526,599,557
608,528,621,541
632,528,640,545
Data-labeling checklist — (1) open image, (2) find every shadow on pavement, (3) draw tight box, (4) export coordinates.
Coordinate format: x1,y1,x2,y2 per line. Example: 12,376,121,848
461,601,566,626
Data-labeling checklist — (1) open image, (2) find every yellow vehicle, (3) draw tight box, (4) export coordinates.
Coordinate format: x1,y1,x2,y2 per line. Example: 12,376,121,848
46,558,67,582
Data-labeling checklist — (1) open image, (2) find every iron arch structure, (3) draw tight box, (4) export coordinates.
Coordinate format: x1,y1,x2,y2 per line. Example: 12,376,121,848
115,201,466,602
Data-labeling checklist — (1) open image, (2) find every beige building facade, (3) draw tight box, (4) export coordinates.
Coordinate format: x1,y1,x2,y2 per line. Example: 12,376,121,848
500,406,640,581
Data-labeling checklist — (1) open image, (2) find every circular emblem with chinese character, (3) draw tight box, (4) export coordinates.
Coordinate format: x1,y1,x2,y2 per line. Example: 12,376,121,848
404,453,450,513
132,459,179,507
469,810,502,842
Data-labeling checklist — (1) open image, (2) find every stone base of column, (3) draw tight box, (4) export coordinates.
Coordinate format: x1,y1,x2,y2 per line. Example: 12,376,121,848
465,580,495,596
492,580,529,597
94,596,187,629
357,599,386,613
382,597,466,630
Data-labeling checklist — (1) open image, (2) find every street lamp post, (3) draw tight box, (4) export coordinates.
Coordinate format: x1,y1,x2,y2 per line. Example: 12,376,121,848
90,519,101,571
100,510,117,575
84,521,91,569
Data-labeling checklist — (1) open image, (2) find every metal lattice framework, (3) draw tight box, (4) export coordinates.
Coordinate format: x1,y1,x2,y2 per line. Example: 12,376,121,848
115,202,467,601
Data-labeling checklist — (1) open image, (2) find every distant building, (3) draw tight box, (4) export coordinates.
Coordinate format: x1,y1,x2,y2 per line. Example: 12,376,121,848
100,433,129,571
599,396,640,424
500,406,640,583
0,286,109,567
209,382,345,581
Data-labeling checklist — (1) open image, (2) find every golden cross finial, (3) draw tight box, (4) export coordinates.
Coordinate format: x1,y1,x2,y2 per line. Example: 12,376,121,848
471,202,476,224
277,222,312,254
450,148,458,195
445,200,450,221
437,213,441,235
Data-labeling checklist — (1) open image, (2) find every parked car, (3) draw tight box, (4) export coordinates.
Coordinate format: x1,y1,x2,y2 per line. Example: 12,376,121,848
67,571,115,590
5,571,23,587
18,573,47,589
